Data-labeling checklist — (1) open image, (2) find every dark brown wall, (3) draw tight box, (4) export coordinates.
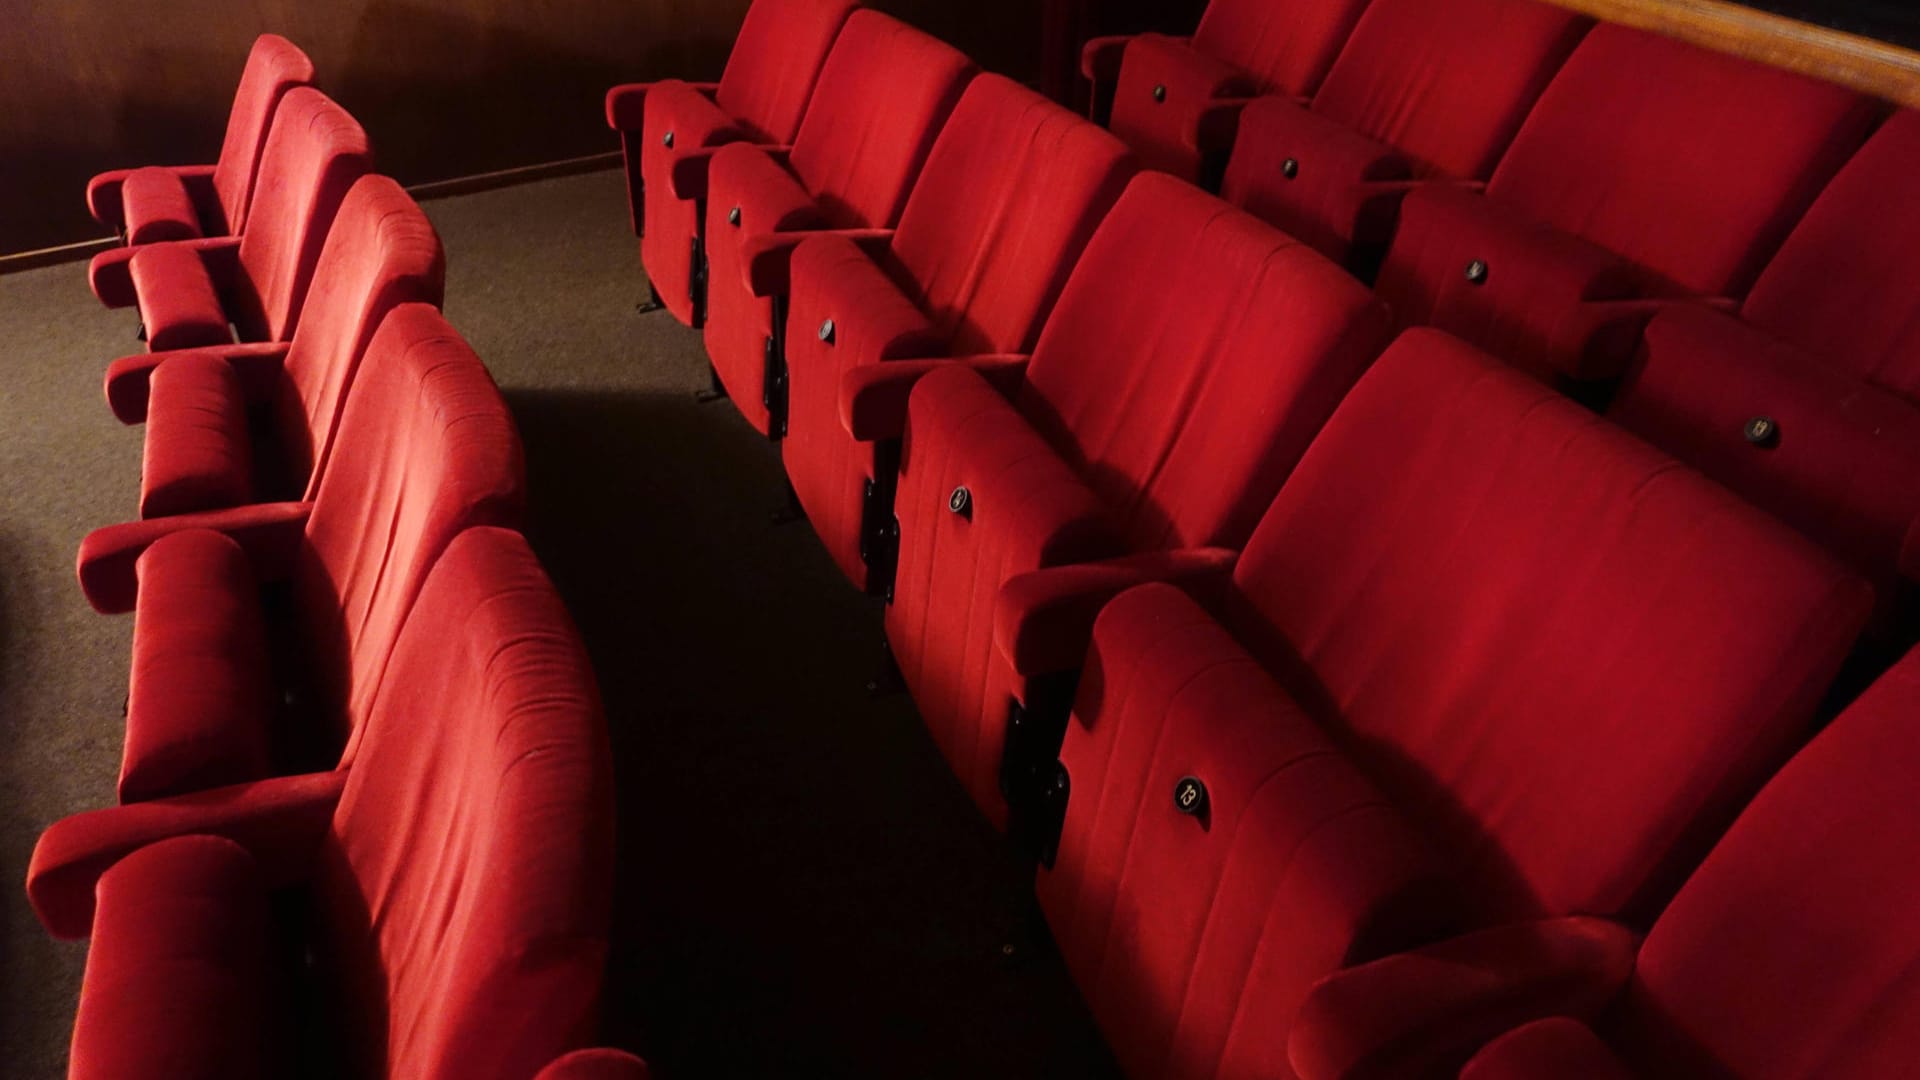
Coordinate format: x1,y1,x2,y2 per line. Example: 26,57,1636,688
0,0,1041,256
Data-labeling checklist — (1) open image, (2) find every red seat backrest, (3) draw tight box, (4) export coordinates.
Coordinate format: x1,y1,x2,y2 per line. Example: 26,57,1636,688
275,175,446,498
1310,0,1588,180
316,526,612,1079
1225,329,1870,919
291,303,525,752
1191,0,1371,98
233,87,374,342
1486,23,1875,298
787,10,974,230
889,74,1134,356
714,0,858,144
1015,172,1392,553
1741,109,1920,399
1611,646,1920,1075
212,33,315,234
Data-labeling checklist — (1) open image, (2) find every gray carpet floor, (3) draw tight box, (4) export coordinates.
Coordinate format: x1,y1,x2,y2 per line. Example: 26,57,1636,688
0,168,1116,1077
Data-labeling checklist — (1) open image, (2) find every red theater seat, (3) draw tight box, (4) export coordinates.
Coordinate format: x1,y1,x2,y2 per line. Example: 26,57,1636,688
1219,0,1587,270
34,527,614,1080
107,175,445,519
1610,111,1920,615
1034,329,1871,1079
537,1049,654,1080
1445,644,1920,1078
75,304,524,801
86,35,314,245
778,73,1133,589
885,173,1391,827
699,9,974,435
1082,0,1372,181
89,87,373,353
605,0,857,325
1373,23,1877,382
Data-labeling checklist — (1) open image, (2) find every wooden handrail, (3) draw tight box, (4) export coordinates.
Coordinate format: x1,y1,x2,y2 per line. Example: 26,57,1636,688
1537,0,1920,106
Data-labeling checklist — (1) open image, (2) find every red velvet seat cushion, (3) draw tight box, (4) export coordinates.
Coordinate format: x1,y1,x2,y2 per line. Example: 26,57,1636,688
1595,647,1920,1077
207,34,317,235
129,243,233,353
313,527,613,1078
1227,329,1871,920
293,304,526,757
1309,0,1588,183
68,835,270,1080
1038,582,1443,1079
121,166,206,245
640,81,745,325
1611,304,1920,604
272,174,447,499
121,531,276,803
710,0,856,145
227,87,373,343
1191,0,1371,99
139,353,254,519
1741,108,1920,398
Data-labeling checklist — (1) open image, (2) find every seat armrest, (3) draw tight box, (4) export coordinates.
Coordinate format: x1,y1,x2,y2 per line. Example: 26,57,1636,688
841,355,1030,442
94,235,243,315
77,502,311,614
744,228,895,298
103,341,290,424
1081,34,1147,84
537,1049,654,1080
88,164,217,231
996,548,1241,678
671,142,790,202
1288,916,1641,1080
605,81,718,130
27,770,348,939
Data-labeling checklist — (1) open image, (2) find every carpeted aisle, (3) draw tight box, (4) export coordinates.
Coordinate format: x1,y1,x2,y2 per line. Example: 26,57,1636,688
0,167,1115,1078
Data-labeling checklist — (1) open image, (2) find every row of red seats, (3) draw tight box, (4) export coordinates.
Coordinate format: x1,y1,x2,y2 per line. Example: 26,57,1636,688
1092,0,1920,627
605,2,1920,1076
30,37,647,1080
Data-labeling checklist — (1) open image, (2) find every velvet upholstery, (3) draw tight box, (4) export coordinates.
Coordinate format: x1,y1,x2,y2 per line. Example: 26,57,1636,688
40,528,614,1079
87,34,314,241
86,304,524,799
128,175,446,519
1374,23,1878,380
780,73,1134,586
700,9,974,433
1101,0,1373,180
611,0,857,323
886,174,1391,825
92,87,373,353
1220,0,1587,266
1459,645,1920,1078
1037,329,1871,1078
